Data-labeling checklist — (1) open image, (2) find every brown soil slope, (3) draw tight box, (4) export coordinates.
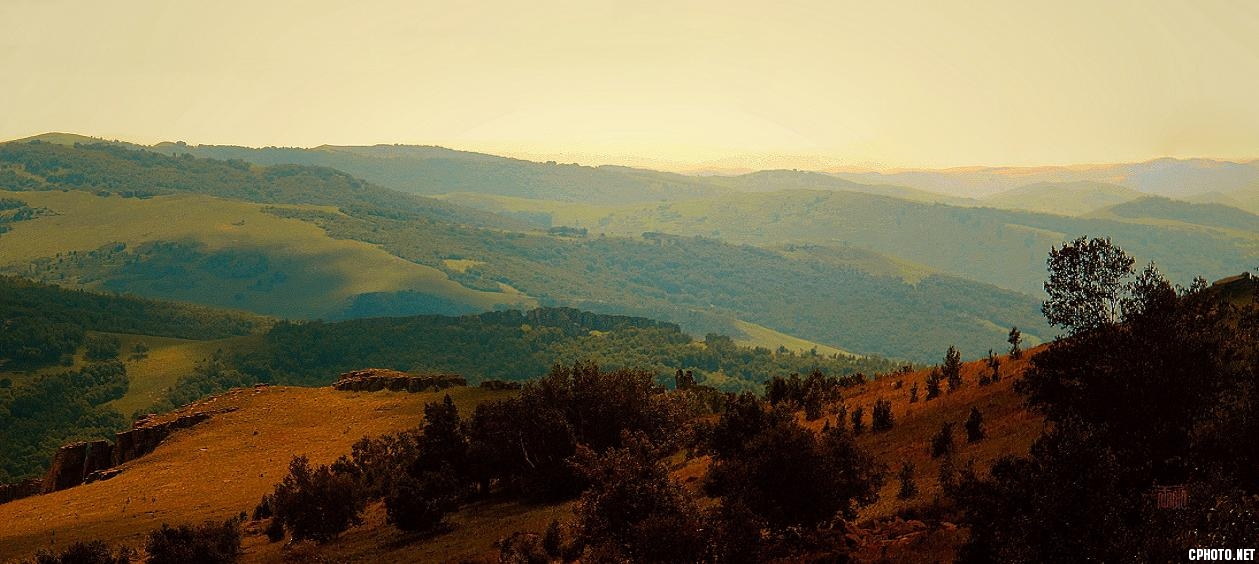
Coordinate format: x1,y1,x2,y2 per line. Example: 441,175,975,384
0,385,512,562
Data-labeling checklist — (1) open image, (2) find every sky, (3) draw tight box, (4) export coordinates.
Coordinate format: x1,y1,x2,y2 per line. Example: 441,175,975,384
2,0,1257,170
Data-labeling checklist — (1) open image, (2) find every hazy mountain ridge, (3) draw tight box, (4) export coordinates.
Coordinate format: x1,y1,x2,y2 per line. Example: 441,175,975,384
833,158,1259,210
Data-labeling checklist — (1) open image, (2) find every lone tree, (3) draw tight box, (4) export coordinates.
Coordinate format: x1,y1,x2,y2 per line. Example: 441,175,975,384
850,406,865,434
925,368,943,400
943,346,963,392
1007,327,1022,359
872,398,894,432
897,461,918,500
965,407,985,442
909,381,919,403
931,422,954,458
1042,236,1135,335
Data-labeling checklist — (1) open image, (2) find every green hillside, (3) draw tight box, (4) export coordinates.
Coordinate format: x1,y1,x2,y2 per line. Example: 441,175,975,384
451,190,1258,296
0,141,1052,361
275,207,1048,361
0,190,533,319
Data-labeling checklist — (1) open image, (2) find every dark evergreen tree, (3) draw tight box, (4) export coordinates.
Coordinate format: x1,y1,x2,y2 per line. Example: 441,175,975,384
966,407,985,443
925,367,943,400
850,406,865,434
1007,326,1022,359
909,381,919,403
897,461,918,500
943,345,963,392
871,398,894,432
931,422,954,458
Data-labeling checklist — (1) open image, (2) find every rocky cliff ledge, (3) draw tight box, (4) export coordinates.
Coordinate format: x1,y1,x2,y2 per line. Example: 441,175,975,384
333,368,466,392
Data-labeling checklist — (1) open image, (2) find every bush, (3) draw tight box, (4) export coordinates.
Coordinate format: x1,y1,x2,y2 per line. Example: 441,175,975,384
33,541,132,564
144,518,241,564
270,455,365,542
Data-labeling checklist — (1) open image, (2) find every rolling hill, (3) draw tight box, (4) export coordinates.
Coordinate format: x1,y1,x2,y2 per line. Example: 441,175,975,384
982,181,1142,216
0,140,1051,361
446,189,1259,297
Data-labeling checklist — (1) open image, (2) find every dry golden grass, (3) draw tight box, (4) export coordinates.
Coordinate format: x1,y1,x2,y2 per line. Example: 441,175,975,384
0,385,513,562
837,349,1044,522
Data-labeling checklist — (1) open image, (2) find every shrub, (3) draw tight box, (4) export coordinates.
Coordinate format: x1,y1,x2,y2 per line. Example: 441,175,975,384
850,407,865,434
33,541,133,564
144,518,241,564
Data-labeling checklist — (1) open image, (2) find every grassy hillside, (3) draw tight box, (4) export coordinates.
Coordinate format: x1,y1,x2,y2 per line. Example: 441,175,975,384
0,190,532,319
276,207,1048,361
0,385,516,561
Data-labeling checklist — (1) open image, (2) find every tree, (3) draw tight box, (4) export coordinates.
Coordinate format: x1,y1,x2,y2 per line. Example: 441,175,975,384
925,367,943,400
417,394,467,475
1007,327,1022,359
706,418,884,532
943,346,963,392
965,407,985,442
571,433,705,563
909,381,919,403
871,398,894,432
1042,236,1135,335
931,422,954,458
383,466,461,532
897,462,918,500
850,406,865,434
269,456,365,542
84,334,121,361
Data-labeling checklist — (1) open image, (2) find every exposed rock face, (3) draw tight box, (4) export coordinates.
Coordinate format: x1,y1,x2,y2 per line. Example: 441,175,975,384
0,478,42,504
114,410,224,465
0,406,237,504
333,368,466,392
41,440,114,493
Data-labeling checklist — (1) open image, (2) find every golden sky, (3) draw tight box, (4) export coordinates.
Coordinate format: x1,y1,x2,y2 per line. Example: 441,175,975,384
2,0,1257,170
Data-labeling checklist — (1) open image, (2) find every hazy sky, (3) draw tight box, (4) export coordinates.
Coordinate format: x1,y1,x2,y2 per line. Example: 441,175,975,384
2,0,1257,169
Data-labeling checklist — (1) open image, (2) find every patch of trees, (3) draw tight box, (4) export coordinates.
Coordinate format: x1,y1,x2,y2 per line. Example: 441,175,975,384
0,275,261,370
220,309,894,394
0,361,128,481
25,517,243,564
259,362,702,543
954,237,1259,561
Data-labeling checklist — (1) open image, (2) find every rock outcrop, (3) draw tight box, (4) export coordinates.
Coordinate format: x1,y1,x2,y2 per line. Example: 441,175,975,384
0,478,42,504
114,410,225,465
333,368,466,392
41,440,114,493
0,405,236,504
